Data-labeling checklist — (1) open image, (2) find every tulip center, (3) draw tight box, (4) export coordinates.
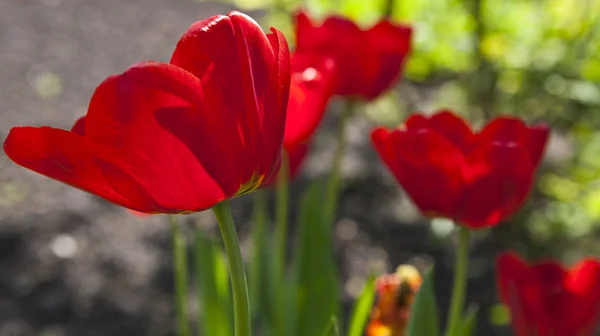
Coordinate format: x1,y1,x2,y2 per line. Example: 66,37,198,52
236,172,265,196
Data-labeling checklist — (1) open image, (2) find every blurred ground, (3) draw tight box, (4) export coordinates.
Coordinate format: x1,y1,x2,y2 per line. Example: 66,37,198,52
0,0,570,335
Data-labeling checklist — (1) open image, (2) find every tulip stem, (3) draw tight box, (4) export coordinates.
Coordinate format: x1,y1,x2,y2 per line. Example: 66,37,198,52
445,225,471,336
383,0,395,18
213,201,251,336
170,215,190,336
324,100,353,226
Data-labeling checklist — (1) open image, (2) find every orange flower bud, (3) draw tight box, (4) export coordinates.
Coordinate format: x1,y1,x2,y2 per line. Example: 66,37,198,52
366,265,423,336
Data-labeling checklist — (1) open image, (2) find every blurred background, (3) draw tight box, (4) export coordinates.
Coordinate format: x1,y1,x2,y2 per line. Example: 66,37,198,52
0,0,599,335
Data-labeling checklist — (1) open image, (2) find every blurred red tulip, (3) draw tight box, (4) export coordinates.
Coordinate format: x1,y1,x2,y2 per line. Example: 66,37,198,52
284,54,336,150
366,265,423,336
4,12,290,214
371,110,549,228
271,53,336,183
497,252,600,336
294,10,412,101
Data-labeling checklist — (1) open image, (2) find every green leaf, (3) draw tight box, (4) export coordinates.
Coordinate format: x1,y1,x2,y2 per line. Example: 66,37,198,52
293,180,341,336
407,268,439,336
194,228,232,336
489,303,511,326
249,191,274,331
347,275,376,336
458,304,479,336
320,316,340,336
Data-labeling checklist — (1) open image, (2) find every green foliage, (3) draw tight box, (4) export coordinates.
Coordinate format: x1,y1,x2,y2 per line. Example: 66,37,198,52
459,304,479,336
320,317,341,336
488,304,511,326
293,180,341,336
347,275,377,336
407,268,439,336
194,228,233,336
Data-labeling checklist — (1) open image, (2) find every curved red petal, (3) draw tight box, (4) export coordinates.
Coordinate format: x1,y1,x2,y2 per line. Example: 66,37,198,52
263,26,291,184
371,127,466,218
294,11,411,100
496,252,539,336
3,126,153,213
478,116,549,168
284,54,336,148
563,259,600,334
460,142,534,228
294,11,362,97
169,12,289,194
427,110,474,152
361,20,412,99
84,62,227,212
496,252,529,303
71,116,86,136
404,113,429,130
476,116,529,147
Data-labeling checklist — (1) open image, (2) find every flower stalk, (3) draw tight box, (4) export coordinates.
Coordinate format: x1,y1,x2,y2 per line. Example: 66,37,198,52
445,226,471,336
213,201,251,336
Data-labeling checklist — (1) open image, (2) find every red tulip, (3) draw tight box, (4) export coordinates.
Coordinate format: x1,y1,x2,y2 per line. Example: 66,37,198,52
276,54,336,181
371,110,549,228
294,10,411,101
497,252,600,336
284,54,336,149
4,12,290,214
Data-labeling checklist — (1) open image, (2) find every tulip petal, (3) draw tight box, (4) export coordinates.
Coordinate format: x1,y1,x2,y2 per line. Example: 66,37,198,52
427,111,474,152
294,11,411,100
71,116,86,136
3,126,152,212
83,62,226,212
497,252,600,336
371,127,465,217
477,117,529,143
477,117,549,167
284,55,336,148
460,142,533,227
496,252,538,336
564,260,600,334
362,20,412,99
168,12,289,193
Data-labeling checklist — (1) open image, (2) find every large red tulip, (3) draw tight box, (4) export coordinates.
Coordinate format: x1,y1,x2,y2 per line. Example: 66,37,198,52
371,110,549,228
4,11,290,214
497,252,600,336
294,10,411,101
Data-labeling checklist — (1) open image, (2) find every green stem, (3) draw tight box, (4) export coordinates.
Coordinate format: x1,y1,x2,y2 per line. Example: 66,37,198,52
445,226,471,336
383,0,395,18
170,215,190,336
324,100,354,226
213,201,251,336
